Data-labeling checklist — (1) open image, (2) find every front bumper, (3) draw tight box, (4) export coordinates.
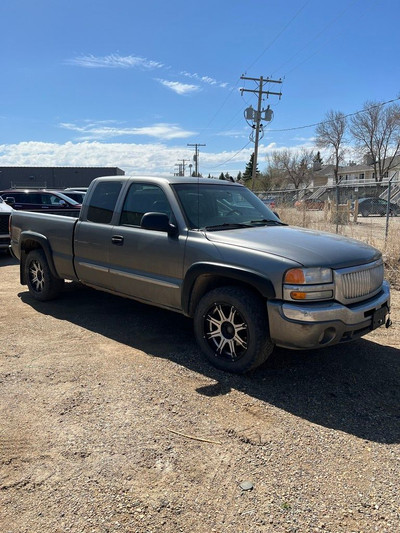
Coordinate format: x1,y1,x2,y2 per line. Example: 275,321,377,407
267,280,390,350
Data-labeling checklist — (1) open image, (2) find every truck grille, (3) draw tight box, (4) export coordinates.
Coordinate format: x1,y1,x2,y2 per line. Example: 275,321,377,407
334,259,384,304
0,214,10,234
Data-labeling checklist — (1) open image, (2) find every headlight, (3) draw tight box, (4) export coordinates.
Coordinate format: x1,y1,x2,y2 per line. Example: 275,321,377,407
283,267,334,301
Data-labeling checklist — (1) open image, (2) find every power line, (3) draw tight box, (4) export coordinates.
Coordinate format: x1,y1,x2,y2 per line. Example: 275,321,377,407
202,96,400,172
202,141,252,171
272,0,360,77
268,96,400,132
244,0,311,73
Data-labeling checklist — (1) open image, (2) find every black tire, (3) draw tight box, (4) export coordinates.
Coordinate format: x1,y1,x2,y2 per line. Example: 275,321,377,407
194,286,274,373
25,249,64,301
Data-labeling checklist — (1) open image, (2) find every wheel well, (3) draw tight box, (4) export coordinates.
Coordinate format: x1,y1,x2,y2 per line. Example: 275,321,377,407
20,240,44,284
187,275,265,317
20,239,60,285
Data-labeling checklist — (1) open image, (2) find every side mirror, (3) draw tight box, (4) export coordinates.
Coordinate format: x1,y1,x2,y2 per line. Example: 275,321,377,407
141,212,178,235
5,196,15,206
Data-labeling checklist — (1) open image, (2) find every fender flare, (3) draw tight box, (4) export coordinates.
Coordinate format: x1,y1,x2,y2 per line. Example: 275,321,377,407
19,231,59,284
181,262,276,316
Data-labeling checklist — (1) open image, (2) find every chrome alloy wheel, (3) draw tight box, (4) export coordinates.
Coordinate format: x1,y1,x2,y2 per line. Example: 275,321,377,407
29,258,45,293
204,303,248,361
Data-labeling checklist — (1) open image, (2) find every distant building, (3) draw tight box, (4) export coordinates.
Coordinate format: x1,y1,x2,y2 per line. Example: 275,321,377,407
0,166,125,190
311,156,400,188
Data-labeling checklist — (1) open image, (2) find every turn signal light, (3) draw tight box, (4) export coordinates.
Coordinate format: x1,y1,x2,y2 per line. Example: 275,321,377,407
284,269,305,284
290,291,307,300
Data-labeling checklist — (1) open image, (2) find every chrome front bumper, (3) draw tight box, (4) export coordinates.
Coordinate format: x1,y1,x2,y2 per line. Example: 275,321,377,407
267,281,390,350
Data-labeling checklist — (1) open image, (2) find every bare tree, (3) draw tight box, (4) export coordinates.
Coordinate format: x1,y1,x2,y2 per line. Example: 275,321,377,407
315,110,347,184
350,100,400,182
269,149,315,189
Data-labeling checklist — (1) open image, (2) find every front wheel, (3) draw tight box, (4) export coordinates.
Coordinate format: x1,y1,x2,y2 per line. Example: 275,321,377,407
25,249,64,301
194,286,274,373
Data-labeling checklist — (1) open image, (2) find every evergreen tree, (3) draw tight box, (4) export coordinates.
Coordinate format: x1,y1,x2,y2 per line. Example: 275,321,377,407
313,151,323,165
219,172,225,180
236,171,242,182
242,153,260,183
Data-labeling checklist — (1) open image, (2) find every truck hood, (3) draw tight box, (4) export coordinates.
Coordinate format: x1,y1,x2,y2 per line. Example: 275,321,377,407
205,225,381,269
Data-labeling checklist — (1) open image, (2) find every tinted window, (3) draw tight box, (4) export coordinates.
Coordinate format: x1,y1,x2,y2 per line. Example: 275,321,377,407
120,183,171,226
87,182,123,224
21,193,41,204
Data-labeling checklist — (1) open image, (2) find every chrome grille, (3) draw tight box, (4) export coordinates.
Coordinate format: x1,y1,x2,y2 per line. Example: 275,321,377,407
334,259,384,304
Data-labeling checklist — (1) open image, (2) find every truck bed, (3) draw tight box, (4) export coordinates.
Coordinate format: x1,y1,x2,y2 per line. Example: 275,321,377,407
10,211,79,280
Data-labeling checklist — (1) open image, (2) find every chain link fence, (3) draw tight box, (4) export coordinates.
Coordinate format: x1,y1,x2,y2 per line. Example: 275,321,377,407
255,180,400,286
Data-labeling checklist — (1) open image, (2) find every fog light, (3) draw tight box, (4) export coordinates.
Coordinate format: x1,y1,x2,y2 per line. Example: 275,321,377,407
318,327,336,345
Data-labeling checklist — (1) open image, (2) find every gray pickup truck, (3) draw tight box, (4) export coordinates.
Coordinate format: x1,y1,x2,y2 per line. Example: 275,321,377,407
9,176,391,373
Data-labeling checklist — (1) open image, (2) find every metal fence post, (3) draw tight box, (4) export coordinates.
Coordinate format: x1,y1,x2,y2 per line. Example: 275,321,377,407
385,177,393,242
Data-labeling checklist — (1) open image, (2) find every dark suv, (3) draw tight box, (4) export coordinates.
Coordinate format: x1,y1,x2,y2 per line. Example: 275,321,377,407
1,189,81,215
354,197,399,217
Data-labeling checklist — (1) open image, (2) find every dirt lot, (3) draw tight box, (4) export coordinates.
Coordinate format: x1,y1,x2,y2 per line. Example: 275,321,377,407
1,254,399,533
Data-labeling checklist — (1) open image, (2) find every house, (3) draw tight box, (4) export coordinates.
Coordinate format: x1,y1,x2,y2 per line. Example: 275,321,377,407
312,155,400,189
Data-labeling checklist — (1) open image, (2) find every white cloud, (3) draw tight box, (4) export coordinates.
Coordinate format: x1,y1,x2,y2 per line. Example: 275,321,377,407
0,141,186,176
156,79,200,95
0,141,250,177
180,71,228,89
67,54,164,69
66,54,229,94
59,121,196,140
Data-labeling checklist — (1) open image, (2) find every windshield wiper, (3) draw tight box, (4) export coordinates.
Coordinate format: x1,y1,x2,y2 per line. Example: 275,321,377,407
249,219,287,226
204,222,253,231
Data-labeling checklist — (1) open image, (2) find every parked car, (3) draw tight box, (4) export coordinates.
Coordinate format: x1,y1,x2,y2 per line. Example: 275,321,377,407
261,196,276,210
64,187,88,192
352,197,399,217
0,196,13,253
0,189,81,215
59,190,86,203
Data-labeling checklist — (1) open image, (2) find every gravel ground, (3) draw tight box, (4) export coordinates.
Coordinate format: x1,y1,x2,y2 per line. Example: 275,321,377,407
1,254,399,533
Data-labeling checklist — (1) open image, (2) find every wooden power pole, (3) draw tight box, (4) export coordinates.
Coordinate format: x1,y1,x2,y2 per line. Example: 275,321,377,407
240,75,282,189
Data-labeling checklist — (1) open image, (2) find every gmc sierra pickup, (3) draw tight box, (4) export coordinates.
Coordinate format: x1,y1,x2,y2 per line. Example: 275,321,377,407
9,176,391,373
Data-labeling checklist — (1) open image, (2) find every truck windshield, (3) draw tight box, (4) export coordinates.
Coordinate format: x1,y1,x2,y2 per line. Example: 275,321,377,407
173,183,283,230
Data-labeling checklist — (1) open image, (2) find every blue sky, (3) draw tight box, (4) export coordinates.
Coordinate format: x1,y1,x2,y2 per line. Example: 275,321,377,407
1,0,399,177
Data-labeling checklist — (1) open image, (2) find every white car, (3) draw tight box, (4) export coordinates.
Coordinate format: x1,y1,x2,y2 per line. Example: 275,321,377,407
0,196,13,253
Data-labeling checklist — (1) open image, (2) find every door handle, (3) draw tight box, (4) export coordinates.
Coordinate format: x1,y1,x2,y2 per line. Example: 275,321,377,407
111,235,124,245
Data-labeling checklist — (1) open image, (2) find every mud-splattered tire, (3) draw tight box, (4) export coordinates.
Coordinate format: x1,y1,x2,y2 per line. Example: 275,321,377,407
25,249,64,301
194,286,274,373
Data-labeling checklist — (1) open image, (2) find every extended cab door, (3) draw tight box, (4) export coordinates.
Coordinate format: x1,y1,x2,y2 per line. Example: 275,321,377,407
74,181,124,289
107,182,186,311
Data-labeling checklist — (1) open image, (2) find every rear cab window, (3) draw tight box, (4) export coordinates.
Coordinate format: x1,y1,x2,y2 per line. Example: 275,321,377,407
87,182,123,224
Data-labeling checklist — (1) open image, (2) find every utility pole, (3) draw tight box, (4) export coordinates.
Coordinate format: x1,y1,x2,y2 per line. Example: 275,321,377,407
178,159,189,177
240,75,282,189
187,143,206,177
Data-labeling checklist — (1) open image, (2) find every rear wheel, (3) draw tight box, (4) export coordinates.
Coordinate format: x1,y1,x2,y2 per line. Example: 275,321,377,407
194,286,274,373
25,249,64,301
